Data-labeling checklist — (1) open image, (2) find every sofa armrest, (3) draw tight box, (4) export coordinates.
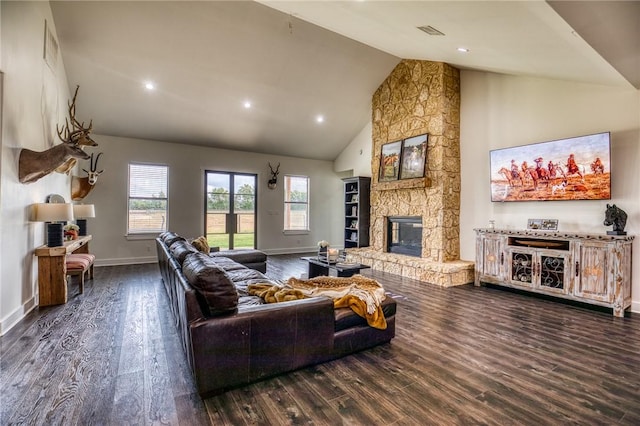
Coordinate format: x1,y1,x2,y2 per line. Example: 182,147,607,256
189,296,335,396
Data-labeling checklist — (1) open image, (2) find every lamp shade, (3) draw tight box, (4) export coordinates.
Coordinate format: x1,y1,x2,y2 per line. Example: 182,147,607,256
35,203,74,222
73,204,95,219
34,203,73,247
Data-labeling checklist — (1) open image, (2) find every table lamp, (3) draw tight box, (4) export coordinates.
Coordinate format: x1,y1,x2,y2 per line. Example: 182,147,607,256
73,204,95,236
35,203,74,247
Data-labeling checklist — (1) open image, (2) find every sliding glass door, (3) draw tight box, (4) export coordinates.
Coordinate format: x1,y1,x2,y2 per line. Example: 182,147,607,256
205,171,257,250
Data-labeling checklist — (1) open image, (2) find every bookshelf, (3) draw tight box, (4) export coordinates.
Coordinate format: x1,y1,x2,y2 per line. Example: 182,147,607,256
343,176,370,249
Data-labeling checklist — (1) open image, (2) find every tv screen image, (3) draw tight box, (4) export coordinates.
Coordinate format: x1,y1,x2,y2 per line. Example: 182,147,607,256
490,132,611,202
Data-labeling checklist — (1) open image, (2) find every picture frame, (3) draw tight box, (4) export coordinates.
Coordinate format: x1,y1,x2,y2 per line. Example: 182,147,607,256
489,132,611,202
379,140,402,182
400,134,428,179
527,218,559,231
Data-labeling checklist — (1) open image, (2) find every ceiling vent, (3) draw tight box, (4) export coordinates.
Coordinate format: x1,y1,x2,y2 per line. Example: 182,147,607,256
417,25,445,36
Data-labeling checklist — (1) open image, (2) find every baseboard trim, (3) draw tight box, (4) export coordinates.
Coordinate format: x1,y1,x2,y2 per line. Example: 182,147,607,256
631,301,640,314
0,296,37,336
261,247,317,255
95,256,157,267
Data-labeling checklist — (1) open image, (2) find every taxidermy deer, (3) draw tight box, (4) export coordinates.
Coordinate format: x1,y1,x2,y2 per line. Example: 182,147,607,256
55,85,98,174
18,140,90,184
268,162,280,189
71,152,104,201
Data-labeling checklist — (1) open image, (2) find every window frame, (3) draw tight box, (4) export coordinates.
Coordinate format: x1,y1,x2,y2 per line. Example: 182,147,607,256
126,162,169,237
283,174,310,234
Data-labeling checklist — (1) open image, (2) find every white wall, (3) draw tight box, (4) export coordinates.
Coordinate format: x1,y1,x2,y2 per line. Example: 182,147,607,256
82,135,344,265
1,1,72,334
334,118,373,176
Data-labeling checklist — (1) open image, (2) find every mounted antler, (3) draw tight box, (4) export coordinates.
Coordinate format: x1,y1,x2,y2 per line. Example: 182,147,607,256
268,162,280,190
55,85,98,174
82,152,104,184
71,152,105,201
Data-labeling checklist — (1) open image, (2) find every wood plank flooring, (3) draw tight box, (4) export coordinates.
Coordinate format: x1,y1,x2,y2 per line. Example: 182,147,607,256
2,254,640,425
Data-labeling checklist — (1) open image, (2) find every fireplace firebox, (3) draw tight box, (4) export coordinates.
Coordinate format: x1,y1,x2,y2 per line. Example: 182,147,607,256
387,216,422,257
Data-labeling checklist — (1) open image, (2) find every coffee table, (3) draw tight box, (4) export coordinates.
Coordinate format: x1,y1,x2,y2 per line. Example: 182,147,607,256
301,256,370,278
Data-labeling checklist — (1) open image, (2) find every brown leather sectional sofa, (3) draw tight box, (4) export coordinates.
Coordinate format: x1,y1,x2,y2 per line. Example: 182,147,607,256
156,232,396,396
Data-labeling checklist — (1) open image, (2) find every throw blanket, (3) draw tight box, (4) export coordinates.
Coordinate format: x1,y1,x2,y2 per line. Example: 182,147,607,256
248,275,387,330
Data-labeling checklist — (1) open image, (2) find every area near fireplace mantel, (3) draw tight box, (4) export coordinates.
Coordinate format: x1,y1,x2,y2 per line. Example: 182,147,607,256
346,59,474,287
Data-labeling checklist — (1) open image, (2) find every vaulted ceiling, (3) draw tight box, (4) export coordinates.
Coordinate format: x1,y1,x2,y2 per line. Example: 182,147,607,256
50,1,639,161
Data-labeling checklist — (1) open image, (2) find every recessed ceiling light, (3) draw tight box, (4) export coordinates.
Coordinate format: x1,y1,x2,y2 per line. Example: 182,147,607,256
243,101,252,109
144,81,155,90
457,47,469,53
316,115,324,123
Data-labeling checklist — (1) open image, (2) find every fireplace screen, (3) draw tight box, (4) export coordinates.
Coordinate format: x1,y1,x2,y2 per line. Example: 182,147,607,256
387,216,422,257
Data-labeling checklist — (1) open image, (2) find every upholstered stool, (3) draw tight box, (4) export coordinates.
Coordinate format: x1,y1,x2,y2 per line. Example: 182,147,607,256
66,253,96,293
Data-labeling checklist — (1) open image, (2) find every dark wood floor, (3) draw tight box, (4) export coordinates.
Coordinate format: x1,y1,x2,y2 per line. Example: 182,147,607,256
2,254,640,425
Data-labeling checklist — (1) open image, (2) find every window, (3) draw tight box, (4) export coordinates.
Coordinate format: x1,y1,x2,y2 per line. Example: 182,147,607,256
127,163,168,234
284,175,309,232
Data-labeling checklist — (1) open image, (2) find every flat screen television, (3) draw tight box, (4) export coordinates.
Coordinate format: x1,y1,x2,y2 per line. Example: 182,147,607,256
490,132,611,202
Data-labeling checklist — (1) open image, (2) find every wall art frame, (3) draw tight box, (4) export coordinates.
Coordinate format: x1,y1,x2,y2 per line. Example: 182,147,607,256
489,131,611,202
399,134,428,179
379,140,402,182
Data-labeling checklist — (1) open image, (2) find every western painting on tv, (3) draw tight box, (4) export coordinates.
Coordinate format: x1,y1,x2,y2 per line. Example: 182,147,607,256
489,132,611,202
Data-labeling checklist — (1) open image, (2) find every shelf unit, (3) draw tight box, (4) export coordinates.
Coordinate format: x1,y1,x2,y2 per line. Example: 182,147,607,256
343,176,370,249
475,229,633,317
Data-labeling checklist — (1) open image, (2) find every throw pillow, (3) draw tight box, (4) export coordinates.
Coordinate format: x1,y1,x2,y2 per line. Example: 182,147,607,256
182,253,238,316
190,236,210,254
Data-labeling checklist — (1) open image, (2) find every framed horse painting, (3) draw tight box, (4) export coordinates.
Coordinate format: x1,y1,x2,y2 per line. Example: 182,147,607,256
489,132,611,202
379,140,402,182
400,134,428,179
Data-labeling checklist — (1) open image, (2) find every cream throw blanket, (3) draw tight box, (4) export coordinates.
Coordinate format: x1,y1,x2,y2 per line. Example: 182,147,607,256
247,274,387,330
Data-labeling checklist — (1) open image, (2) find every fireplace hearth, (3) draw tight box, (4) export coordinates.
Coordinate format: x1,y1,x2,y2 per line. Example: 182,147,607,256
387,216,422,257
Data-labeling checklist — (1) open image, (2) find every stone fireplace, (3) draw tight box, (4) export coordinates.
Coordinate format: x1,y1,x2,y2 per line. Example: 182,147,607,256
346,60,474,287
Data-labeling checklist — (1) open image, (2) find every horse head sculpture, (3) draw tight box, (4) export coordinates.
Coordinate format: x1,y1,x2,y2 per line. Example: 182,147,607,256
604,204,627,235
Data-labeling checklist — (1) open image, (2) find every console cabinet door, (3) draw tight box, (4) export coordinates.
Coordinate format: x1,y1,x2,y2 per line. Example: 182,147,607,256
507,249,570,293
507,249,535,288
537,251,571,295
481,234,504,280
574,242,610,302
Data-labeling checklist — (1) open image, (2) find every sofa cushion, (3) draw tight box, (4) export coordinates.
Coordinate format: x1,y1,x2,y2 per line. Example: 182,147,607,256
164,233,186,247
182,253,238,316
170,240,199,265
210,249,267,264
209,256,248,271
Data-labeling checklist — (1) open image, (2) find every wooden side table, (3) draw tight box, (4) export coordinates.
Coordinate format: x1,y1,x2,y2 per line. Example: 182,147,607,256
35,235,92,306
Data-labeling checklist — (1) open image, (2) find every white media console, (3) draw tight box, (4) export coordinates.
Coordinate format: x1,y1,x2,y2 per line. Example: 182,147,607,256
475,229,633,317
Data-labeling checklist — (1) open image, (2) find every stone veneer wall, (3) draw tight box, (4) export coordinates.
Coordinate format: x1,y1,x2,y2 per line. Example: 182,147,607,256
347,59,474,287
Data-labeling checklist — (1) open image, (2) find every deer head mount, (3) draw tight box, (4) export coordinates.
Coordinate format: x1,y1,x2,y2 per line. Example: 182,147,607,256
55,85,98,175
71,152,104,201
19,141,90,184
268,162,280,190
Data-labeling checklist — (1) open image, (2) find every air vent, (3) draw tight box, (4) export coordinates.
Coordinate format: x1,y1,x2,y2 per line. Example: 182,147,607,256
417,25,445,36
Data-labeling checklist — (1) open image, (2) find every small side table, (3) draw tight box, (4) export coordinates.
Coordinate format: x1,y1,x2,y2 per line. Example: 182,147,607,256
35,235,92,306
